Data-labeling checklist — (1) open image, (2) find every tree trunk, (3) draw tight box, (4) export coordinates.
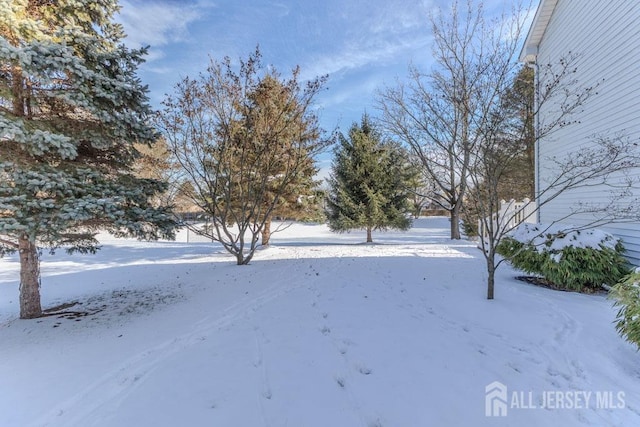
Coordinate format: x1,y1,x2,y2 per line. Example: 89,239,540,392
12,66,25,118
486,256,495,300
236,253,245,265
366,227,373,243
450,206,461,240
261,218,271,246
19,235,42,319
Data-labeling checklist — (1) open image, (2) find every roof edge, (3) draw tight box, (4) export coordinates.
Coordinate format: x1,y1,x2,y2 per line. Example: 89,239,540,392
519,0,559,63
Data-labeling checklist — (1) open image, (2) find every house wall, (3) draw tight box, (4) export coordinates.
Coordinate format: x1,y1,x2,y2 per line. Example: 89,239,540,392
535,0,640,263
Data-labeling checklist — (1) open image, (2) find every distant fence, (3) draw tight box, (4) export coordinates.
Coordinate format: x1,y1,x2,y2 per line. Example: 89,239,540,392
176,211,219,225
421,208,449,217
478,198,537,240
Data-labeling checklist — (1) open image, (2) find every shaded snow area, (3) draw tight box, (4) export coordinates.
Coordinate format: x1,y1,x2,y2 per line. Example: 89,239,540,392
1,218,639,426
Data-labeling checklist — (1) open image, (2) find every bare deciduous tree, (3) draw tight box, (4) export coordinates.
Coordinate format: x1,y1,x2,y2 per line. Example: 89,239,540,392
378,0,526,239
157,48,327,265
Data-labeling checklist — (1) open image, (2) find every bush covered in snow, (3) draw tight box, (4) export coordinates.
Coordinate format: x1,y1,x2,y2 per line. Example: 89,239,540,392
611,269,640,350
497,223,630,292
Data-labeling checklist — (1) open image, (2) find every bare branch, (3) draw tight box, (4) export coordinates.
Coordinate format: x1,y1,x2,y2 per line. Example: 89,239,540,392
378,0,529,240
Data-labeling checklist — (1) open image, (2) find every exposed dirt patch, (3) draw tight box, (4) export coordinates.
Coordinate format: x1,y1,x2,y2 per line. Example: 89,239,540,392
39,286,184,327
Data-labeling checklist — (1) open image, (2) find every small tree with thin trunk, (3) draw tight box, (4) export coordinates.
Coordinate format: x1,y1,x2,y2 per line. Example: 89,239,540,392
469,48,640,299
326,115,413,242
158,48,327,264
476,133,640,299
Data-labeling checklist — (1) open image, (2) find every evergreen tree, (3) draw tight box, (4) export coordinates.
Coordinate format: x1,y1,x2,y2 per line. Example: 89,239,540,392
133,137,182,209
326,115,412,242
0,0,176,318
497,66,535,201
243,74,323,246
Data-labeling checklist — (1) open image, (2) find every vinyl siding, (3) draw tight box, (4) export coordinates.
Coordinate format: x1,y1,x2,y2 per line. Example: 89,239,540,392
535,0,640,264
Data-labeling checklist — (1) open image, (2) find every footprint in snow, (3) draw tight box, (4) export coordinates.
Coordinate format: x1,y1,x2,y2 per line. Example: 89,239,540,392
338,338,354,355
355,361,372,375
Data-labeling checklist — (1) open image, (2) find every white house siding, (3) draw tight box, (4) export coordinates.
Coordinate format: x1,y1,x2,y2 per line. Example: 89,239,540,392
532,0,640,263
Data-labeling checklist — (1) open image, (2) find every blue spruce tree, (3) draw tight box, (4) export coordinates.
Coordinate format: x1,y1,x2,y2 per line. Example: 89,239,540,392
0,1,176,318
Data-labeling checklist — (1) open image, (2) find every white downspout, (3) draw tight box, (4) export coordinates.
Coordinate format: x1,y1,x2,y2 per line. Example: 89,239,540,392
526,59,540,223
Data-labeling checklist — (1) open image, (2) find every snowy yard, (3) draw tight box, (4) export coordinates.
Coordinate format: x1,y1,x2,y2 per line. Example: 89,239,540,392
1,217,638,426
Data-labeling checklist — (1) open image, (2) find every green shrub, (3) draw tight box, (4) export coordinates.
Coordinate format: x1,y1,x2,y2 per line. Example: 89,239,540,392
496,237,546,274
462,218,478,238
497,224,630,292
611,270,640,350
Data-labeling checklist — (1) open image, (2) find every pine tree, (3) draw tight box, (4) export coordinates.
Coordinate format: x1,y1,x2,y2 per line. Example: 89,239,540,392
243,74,323,246
133,137,182,209
0,0,176,318
496,66,535,201
326,115,412,242
261,169,323,246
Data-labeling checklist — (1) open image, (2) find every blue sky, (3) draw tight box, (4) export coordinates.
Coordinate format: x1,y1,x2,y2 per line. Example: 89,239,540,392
116,0,437,131
116,0,530,176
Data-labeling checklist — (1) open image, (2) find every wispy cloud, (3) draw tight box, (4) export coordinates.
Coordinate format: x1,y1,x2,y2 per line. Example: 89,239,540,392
300,0,432,81
303,35,431,82
320,75,384,110
117,0,207,61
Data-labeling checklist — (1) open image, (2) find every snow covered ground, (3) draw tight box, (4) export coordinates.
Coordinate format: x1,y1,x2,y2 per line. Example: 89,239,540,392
1,217,638,426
